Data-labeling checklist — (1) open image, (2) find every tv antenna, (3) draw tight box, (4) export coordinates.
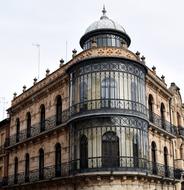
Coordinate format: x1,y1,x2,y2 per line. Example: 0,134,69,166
65,41,68,62
32,43,40,79
0,97,8,120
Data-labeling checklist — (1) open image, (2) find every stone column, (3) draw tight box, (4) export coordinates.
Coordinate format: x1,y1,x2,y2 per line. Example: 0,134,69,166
175,182,181,190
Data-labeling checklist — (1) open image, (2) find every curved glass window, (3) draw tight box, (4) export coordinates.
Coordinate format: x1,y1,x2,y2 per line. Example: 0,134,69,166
80,82,88,110
131,81,137,102
101,77,117,99
102,131,119,167
101,77,118,108
70,116,148,172
131,81,137,110
83,34,127,50
70,60,147,118
133,134,139,167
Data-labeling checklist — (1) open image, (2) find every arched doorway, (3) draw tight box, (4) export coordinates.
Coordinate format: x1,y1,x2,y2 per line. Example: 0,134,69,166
80,135,88,170
39,148,44,180
148,95,154,122
164,147,169,177
55,143,61,177
14,157,18,184
25,153,30,182
102,131,119,167
56,96,62,125
40,105,45,132
16,118,20,143
151,141,157,175
26,112,31,138
160,103,165,129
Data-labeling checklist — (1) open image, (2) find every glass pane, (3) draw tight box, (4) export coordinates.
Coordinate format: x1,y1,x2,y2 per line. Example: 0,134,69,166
107,37,112,46
98,38,103,47
102,37,107,46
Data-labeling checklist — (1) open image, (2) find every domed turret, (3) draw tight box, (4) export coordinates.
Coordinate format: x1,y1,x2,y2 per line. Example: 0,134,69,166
80,6,131,50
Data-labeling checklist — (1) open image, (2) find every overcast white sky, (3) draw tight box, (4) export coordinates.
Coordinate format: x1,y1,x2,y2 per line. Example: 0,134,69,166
0,0,184,120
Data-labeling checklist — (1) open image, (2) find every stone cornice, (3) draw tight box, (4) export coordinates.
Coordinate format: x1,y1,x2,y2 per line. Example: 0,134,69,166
9,75,69,115
9,47,143,114
146,68,173,99
70,46,140,63
10,47,141,109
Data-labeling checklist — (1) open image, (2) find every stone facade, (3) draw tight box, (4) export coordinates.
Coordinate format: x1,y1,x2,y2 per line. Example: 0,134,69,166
0,118,10,186
1,8,184,190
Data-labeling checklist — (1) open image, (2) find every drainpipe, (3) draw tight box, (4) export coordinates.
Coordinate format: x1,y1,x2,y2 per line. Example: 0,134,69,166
169,98,172,126
169,97,179,190
169,98,176,184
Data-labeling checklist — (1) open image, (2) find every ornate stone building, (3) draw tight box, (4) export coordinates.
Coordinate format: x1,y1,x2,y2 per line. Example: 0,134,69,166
1,7,184,190
0,118,10,187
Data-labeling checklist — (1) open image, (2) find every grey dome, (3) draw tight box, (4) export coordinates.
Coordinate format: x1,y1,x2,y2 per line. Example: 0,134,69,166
80,7,131,48
85,7,126,34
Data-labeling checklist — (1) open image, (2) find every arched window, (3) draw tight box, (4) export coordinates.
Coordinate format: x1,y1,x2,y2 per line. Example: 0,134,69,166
80,135,88,170
101,78,118,108
40,105,45,132
55,143,61,177
14,157,18,184
180,145,183,160
26,112,31,138
160,103,165,129
164,147,169,177
80,82,88,110
133,134,139,167
16,118,20,143
151,141,157,175
56,96,62,125
102,131,119,167
148,95,154,122
39,148,44,180
25,153,29,182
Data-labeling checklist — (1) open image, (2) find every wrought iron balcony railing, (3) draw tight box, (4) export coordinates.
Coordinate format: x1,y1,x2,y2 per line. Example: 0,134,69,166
178,126,184,136
5,107,179,148
71,157,175,179
5,109,69,148
0,144,5,155
5,100,147,148
70,99,148,119
1,157,181,187
148,111,177,136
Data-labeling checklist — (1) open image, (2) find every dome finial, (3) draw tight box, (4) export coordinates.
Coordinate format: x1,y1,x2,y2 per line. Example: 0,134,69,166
100,5,108,19
102,5,106,16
